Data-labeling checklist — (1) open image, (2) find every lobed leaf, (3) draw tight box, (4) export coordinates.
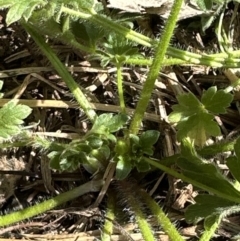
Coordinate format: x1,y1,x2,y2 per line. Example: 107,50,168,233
168,87,232,146
177,112,220,146
6,0,48,26
168,92,202,123
201,86,233,114
107,113,129,133
0,100,32,138
90,113,112,134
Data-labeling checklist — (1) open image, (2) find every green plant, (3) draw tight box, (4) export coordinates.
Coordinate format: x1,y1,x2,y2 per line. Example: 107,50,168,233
0,100,32,138
1,0,240,240
168,86,233,147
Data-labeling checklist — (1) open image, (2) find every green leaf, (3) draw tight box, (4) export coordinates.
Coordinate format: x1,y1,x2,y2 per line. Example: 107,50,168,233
177,112,220,146
168,88,231,146
99,145,111,160
204,214,220,230
130,134,140,154
194,0,212,11
0,0,14,9
185,195,233,224
177,138,240,200
71,141,92,153
136,157,151,172
48,151,61,170
83,156,103,174
86,135,103,149
100,33,141,65
107,113,129,133
0,100,32,138
59,156,80,172
139,130,160,147
90,145,110,165
178,157,240,199
48,142,66,153
90,113,128,137
91,113,112,134
6,0,47,26
178,141,240,201
168,93,202,123
104,133,117,143
142,147,154,156
71,21,104,48
201,86,233,114
115,155,132,180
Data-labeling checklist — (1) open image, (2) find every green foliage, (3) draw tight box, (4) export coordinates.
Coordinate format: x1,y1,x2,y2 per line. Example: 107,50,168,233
179,138,240,200
174,137,240,235
185,195,234,224
47,113,159,179
201,86,232,113
169,87,233,146
115,155,132,180
48,113,126,172
115,130,160,179
192,0,226,32
1,0,240,239
0,100,32,138
0,0,48,25
71,21,104,50
89,113,129,141
93,34,142,67
194,0,213,11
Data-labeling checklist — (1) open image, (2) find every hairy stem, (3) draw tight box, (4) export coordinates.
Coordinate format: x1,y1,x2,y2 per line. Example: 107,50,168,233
116,64,126,113
0,180,103,227
117,181,156,240
129,0,183,134
101,192,115,241
140,190,184,241
22,22,97,123
124,57,187,66
61,6,240,67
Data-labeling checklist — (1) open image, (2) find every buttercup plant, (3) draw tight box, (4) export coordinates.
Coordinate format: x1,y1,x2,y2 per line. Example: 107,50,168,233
0,0,240,240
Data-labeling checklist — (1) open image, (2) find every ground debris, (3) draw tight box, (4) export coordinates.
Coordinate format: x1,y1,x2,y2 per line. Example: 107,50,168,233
0,155,26,205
